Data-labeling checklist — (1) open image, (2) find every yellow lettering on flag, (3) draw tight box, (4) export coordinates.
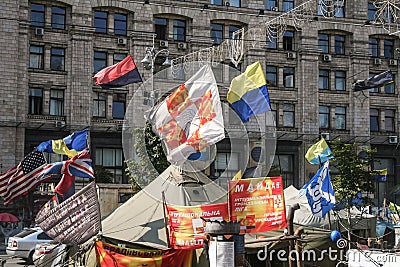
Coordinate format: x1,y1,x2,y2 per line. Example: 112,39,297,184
232,170,242,181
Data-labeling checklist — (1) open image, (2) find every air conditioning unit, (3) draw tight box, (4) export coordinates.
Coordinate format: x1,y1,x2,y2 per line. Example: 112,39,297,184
271,7,279,11
322,54,332,62
159,40,169,48
373,58,382,65
225,1,230,7
55,121,65,128
287,52,296,59
177,42,187,50
35,27,44,36
389,59,398,66
389,135,398,144
117,38,127,45
321,132,330,141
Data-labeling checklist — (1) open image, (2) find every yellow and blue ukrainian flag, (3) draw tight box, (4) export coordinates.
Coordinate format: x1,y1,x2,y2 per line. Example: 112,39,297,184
305,138,334,164
227,61,271,123
36,130,88,158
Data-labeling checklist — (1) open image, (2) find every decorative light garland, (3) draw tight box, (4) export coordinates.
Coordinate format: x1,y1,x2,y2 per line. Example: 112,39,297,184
373,0,400,34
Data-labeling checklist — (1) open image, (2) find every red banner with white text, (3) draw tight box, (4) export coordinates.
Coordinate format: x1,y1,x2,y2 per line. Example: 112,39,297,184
228,176,287,233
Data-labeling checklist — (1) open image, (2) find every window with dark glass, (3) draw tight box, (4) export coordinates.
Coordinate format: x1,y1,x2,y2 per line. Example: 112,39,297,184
368,73,379,93
94,11,107,33
173,19,186,41
29,88,43,115
211,23,223,44
113,53,127,64
155,18,168,40
273,154,295,187
384,75,395,94
335,106,346,130
266,31,277,49
31,4,45,27
283,0,294,12
212,64,223,83
384,39,394,58
335,71,346,91
385,109,395,132
283,104,295,127
94,51,107,73
265,0,277,10
334,35,345,55
50,89,64,116
93,92,106,118
211,0,223,5
368,3,377,21
229,62,241,83
95,148,123,183
319,105,330,129
318,34,329,53
283,31,295,51
229,0,241,7
50,48,65,71
370,108,379,132
114,13,127,35
51,6,65,29
113,93,126,119
229,25,241,39
29,45,44,69
319,69,329,90
270,103,277,125
266,66,277,87
283,67,295,88
369,38,379,57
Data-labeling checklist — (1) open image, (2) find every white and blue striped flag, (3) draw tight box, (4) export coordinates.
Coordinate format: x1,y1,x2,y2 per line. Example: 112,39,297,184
299,161,335,218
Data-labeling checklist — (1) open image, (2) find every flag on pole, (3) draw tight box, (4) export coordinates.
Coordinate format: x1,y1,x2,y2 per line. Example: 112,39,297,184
305,138,334,164
372,168,387,182
93,54,142,89
0,150,47,205
36,130,88,158
227,61,271,123
353,70,394,91
145,64,225,165
299,161,336,218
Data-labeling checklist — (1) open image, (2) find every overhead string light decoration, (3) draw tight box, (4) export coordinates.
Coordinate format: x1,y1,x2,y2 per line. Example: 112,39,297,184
171,0,344,74
373,0,400,35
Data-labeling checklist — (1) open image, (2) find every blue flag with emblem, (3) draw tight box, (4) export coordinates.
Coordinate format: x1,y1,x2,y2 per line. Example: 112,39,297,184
299,161,336,218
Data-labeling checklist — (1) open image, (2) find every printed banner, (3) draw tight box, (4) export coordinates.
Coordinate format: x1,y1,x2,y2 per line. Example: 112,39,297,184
166,202,229,249
228,177,287,233
35,182,101,245
95,241,193,267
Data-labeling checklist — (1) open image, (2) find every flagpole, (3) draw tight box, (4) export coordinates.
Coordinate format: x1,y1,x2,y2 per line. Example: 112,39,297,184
162,191,171,248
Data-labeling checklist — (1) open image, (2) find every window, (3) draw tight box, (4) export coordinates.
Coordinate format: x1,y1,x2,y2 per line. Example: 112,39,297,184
94,51,107,73
266,30,277,49
229,0,241,8
373,158,396,206
31,4,45,27
272,154,295,187
318,34,329,53
211,23,223,44
211,0,223,5
266,66,277,87
93,92,106,118
51,6,65,29
319,69,330,90
50,48,65,71
385,109,395,132
114,13,127,35
94,11,108,33
265,0,277,10
334,0,345,18
50,89,64,116
283,67,295,88
369,38,379,57
283,0,294,12
334,35,345,55
173,19,186,41
368,73,379,93
270,103,277,125
319,105,330,129
384,39,394,58
29,45,44,69
335,106,346,130
229,63,241,83
113,93,126,119
229,25,241,39
283,31,295,51
212,64,223,83
228,107,241,125
113,53,127,64
29,88,43,115
155,18,168,40
368,3,377,21
335,71,346,91
95,148,123,183
370,108,379,132
213,152,239,188
283,104,295,127
384,76,395,94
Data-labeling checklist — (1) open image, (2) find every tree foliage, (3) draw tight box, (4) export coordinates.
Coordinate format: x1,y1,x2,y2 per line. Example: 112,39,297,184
93,165,113,183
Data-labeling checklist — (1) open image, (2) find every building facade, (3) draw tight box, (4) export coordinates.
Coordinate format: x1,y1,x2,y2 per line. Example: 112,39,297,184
1,0,400,219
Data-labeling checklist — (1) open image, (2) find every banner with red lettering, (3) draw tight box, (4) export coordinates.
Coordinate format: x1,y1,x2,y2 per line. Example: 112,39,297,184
95,241,193,267
228,176,287,233
166,202,229,249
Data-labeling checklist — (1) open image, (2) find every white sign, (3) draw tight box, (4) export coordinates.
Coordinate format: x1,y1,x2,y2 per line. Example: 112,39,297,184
209,241,234,267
